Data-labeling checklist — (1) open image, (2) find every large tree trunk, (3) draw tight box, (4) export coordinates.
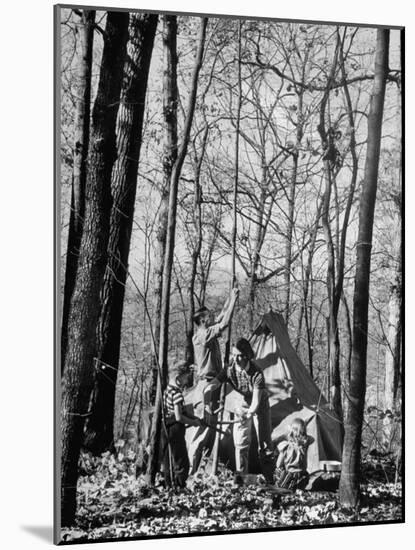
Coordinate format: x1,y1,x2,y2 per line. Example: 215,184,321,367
146,17,208,484
60,12,129,527
339,28,389,509
83,13,158,454
61,10,95,370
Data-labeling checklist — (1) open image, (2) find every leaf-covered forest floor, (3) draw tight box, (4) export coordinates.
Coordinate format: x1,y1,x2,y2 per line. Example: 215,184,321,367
60,451,402,543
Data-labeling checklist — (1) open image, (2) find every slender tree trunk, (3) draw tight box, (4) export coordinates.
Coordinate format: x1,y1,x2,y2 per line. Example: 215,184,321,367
283,89,304,324
329,29,360,417
339,29,389,509
185,127,209,364
342,291,353,385
321,163,342,421
383,86,402,449
199,216,221,305
146,18,208,484
296,198,323,378
60,12,129,527
317,35,343,422
383,243,402,447
150,16,179,401
83,13,158,454
212,20,242,475
61,10,95,370
248,176,265,332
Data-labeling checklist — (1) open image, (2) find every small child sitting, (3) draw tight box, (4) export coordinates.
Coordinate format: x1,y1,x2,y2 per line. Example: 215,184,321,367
162,361,202,489
274,417,310,490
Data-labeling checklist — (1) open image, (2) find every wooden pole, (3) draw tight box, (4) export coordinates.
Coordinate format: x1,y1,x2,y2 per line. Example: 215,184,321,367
211,20,242,475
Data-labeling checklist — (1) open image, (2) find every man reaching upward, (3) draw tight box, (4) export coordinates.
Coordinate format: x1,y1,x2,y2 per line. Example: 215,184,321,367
192,287,239,384
187,287,239,471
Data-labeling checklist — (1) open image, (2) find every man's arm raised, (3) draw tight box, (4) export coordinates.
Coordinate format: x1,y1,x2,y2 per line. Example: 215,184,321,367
217,287,239,330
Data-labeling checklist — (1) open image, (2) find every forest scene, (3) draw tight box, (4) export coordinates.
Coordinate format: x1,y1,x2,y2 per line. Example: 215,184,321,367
57,5,403,544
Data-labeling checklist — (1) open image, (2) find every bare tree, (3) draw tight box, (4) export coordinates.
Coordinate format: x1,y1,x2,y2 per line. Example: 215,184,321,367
295,196,324,377
60,11,129,527
382,148,402,447
383,243,402,443
83,13,158,454
149,16,179,402
61,10,95,368
184,125,209,363
316,30,345,422
339,28,389,509
146,17,208,484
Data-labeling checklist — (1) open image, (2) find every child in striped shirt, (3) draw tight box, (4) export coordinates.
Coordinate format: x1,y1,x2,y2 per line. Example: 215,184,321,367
162,361,202,488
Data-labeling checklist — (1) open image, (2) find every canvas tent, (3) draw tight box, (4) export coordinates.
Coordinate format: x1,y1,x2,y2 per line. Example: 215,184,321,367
184,310,343,474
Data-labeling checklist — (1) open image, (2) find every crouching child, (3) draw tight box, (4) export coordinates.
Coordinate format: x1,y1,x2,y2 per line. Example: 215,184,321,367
275,418,310,490
162,361,203,489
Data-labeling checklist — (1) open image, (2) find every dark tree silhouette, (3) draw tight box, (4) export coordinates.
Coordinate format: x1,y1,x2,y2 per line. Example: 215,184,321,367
83,12,158,455
60,11,129,527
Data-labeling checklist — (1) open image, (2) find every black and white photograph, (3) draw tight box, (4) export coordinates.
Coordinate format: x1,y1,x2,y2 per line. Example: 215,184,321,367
55,2,403,544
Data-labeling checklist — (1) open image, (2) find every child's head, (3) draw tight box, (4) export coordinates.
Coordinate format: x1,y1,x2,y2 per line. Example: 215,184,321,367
288,418,307,440
169,361,193,388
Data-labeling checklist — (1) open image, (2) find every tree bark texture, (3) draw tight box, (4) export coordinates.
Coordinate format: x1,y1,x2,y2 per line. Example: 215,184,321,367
147,17,208,484
61,10,95,370
339,29,389,509
150,15,179,401
60,11,129,527
83,13,158,454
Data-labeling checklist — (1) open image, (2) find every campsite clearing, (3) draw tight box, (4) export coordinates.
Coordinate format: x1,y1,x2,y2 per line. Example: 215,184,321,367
185,311,343,473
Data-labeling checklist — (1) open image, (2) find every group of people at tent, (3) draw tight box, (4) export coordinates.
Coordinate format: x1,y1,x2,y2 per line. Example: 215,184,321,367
161,287,343,489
